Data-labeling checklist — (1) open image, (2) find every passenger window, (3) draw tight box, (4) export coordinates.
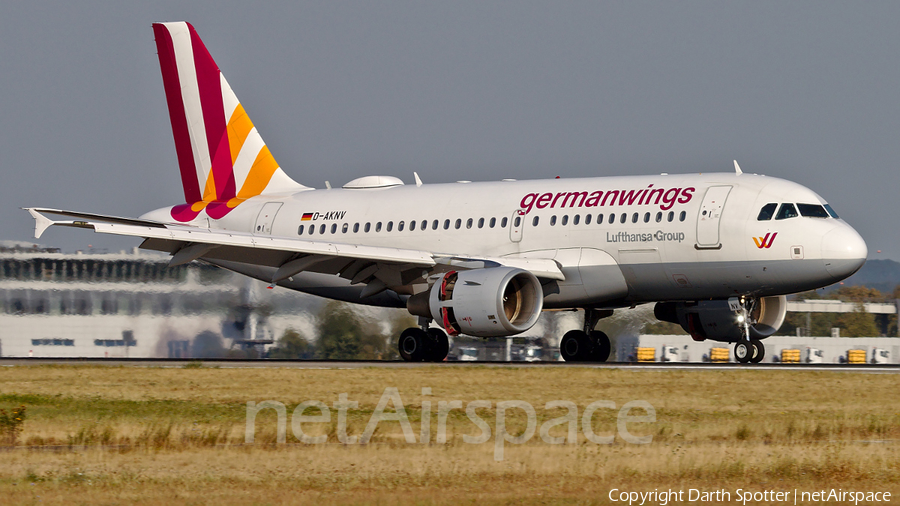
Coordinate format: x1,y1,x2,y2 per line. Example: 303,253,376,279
319,224,326,234
466,218,473,229
364,223,371,233
375,222,382,232
824,204,839,219
631,213,638,223
420,220,427,230
757,203,777,221
455,219,461,229
775,203,799,220
501,217,508,228
667,211,674,222
298,225,304,235
643,212,650,223
353,223,360,233
797,204,829,218
550,216,557,226
608,213,615,224
490,217,496,228
432,220,439,230
478,218,484,228
309,225,315,235
562,215,568,226
342,223,348,233
514,216,521,227
331,224,337,234
655,212,662,223
585,214,592,225
443,219,450,230
409,221,416,231
398,221,405,231
533,216,539,226
387,221,393,232
573,215,580,225
620,213,627,224
679,211,686,222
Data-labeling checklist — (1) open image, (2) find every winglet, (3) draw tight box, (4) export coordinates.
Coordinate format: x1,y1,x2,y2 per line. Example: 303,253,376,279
26,208,55,239
414,172,423,187
733,160,743,175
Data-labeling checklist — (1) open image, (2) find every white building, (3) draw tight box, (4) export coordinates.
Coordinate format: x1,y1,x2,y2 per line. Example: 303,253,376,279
0,246,317,358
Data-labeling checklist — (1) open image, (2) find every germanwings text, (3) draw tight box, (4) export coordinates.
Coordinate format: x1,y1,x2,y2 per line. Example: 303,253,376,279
519,185,695,214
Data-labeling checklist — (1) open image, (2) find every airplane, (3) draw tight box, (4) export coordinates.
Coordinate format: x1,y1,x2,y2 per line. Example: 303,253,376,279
26,22,867,364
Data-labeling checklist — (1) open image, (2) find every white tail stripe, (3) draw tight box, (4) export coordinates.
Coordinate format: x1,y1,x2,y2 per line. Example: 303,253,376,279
221,74,240,123
264,169,308,196
232,127,266,191
164,22,211,191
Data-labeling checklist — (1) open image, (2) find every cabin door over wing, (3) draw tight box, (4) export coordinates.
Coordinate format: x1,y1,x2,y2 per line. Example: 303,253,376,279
509,212,523,243
696,186,732,249
254,202,283,235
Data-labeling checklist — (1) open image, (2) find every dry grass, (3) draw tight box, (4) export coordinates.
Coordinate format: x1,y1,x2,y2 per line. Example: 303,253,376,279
0,365,899,504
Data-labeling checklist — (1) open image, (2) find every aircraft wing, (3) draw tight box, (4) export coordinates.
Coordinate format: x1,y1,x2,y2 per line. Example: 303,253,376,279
26,208,564,295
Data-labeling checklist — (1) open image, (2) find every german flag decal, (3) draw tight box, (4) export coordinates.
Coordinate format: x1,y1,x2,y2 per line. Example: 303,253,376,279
301,213,314,221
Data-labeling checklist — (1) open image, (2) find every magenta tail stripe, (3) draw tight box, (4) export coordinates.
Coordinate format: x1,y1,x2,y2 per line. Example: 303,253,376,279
153,23,201,203
188,24,235,201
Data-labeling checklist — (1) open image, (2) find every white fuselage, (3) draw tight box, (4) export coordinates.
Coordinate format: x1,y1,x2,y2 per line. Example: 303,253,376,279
141,171,867,309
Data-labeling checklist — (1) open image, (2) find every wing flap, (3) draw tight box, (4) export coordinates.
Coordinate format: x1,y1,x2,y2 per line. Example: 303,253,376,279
26,208,565,282
26,208,166,230
90,222,437,267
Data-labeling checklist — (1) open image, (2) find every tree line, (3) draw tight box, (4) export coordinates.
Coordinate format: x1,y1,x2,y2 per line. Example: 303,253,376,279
264,301,414,360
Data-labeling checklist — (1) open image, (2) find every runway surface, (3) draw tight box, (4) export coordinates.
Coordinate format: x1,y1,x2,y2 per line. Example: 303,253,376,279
2,357,899,373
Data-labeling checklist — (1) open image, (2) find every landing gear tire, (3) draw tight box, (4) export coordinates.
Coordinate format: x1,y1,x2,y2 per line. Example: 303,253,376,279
399,328,427,362
560,330,588,362
734,341,753,364
426,328,449,362
588,331,611,362
750,339,765,364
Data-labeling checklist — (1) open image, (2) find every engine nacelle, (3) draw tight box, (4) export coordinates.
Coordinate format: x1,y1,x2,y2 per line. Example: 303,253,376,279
654,295,787,342
407,267,543,337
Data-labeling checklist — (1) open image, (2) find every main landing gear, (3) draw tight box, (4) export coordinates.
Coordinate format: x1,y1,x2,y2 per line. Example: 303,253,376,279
559,309,613,362
398,320,449,362
732,297,765,364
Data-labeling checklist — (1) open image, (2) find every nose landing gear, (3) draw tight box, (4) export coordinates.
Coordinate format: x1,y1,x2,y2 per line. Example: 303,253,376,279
732,297,765,364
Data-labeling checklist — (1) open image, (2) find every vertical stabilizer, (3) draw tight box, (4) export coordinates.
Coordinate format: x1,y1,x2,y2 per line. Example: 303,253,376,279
152,22,306,222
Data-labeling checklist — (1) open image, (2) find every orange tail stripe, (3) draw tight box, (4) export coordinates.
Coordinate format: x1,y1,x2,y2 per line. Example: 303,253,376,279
227,104,255,164
237,146,280,199
190,201,210,213
202,170,218,202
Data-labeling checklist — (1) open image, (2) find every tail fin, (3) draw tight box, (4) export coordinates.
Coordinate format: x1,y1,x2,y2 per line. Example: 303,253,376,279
152,22,306,222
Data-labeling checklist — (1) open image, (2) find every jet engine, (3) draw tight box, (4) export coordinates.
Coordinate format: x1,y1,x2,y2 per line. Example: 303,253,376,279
653,295,787,342
407,267,543,337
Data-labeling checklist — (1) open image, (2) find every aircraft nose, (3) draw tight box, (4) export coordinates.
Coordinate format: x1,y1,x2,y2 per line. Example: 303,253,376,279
821,225,867,280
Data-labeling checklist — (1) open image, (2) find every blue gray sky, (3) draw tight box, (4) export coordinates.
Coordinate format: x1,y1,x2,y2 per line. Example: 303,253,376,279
2,2,898,259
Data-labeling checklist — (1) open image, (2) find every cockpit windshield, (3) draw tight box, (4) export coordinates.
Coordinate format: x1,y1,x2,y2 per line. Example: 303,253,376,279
757,203,777,221
759,202,835,220
797,204,829,218
775,203,798,220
